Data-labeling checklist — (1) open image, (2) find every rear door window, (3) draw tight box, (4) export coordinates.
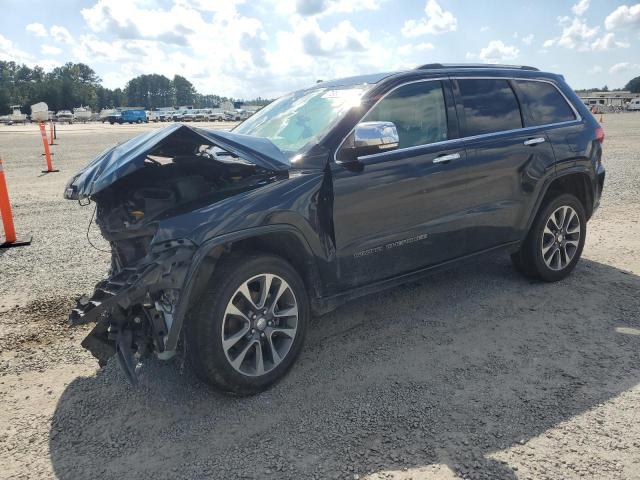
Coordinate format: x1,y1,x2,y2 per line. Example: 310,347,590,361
456,79,522,137
364,81,448,148
514,80,576,126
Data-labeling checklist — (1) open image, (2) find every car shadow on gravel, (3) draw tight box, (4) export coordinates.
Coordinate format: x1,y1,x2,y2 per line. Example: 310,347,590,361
48,255,640,480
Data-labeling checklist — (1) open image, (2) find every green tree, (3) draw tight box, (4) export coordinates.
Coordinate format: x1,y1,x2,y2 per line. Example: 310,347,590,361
625,76,640,93
173,74,195,106
124,74,173,108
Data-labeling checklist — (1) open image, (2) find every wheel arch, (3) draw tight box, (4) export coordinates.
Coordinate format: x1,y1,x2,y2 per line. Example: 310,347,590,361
525,168,595,237
165,225,322,351
542,170,594,219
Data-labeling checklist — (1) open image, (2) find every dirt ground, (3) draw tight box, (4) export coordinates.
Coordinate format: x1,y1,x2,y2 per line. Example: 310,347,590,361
0,117,638,480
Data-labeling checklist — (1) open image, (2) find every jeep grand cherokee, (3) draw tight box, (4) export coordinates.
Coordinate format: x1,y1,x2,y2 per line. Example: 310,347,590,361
65,63,605,395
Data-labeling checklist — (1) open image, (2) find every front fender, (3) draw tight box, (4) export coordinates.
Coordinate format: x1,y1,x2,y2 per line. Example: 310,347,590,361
164,224,318,351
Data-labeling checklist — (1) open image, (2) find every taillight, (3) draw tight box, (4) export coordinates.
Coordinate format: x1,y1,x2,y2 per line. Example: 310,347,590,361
595,127,605,144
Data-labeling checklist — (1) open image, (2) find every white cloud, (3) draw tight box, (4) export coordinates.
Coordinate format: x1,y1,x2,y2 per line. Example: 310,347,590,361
401,0,457,37
609,62,639,74
50,25,73,44
591,32,631,50
25,23,47,37
0,34,34,64
587,65,602,74
605,4,640,31
480,26,489,32
41,45,62,56
69,0,396,97
467,40,519,63
397,42,435,56
521,34,534,45
544,17,599,50
299,18,370,57
571,0,590,16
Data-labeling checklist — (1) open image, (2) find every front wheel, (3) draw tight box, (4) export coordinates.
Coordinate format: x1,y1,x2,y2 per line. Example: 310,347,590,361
185,253,309,395
511,193,586,282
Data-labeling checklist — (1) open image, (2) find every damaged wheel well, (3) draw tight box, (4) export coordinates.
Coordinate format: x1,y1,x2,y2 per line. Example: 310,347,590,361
229,232,323,302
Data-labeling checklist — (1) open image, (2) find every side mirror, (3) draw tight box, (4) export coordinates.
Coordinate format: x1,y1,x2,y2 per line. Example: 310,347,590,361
337,121,399,164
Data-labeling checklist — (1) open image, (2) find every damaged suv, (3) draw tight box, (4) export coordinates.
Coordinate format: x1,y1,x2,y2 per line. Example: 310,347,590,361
65,64,605,395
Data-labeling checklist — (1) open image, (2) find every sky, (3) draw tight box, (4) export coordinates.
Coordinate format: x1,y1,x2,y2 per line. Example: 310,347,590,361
1,0,639,98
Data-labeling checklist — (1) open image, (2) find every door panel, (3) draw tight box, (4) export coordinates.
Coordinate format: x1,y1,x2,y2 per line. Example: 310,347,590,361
461,129,556,247
332,141,468,288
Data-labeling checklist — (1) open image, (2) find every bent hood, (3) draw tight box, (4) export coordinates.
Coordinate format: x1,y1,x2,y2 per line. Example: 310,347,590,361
64,124,290,200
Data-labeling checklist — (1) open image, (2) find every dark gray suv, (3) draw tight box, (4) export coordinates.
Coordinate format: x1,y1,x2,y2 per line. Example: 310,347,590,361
65,64,605,394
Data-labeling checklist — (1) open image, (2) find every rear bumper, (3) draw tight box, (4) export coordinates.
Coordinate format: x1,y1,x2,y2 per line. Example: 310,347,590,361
593,163,605,213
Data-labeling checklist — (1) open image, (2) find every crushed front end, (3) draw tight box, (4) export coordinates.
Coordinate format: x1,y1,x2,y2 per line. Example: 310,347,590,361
64,124,290,383
70,241,194,383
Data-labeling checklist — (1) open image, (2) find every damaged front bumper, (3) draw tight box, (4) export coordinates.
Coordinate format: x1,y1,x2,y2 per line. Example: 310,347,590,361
70,240,195,383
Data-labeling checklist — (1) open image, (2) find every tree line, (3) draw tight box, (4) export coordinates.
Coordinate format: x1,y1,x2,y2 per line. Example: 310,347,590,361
0,61,272,115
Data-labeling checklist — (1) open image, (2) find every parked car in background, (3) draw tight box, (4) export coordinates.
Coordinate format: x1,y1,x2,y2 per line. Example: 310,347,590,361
182,110,197,122
207,109,225,121
56,110,74,124
65,64,605,395
74,106,92,123
109,109,147,124
158,111,174,122
100,109,117,123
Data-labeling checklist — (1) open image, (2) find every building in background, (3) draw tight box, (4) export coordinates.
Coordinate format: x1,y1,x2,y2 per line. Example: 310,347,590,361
578,91,640,108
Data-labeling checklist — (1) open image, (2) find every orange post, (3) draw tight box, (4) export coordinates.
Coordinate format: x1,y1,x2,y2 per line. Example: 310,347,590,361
0,158,32,248
39,121,59,173
49,119,55,145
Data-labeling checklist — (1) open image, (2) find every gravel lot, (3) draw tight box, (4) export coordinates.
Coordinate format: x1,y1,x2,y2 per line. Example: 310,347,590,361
0,117,639,480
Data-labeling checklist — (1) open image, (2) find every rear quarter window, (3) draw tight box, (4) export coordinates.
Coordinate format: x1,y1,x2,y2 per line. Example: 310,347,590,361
456,79,523,137
514,80,576,126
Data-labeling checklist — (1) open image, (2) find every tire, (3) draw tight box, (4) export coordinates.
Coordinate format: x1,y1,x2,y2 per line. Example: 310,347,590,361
185,252,309,395
511,193,586,282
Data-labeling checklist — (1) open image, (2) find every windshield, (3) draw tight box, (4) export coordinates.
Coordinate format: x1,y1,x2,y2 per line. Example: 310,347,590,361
233,85,368,157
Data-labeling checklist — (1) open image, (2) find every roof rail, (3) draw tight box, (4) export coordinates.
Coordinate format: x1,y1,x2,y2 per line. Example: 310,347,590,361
416,63,539,71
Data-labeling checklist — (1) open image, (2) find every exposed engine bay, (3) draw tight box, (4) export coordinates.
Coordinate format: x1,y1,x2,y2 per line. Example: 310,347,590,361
95,149,276,269
65,125,290,382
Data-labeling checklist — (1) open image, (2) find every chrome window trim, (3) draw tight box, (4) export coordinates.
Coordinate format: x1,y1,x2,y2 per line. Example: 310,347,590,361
333,75,582,164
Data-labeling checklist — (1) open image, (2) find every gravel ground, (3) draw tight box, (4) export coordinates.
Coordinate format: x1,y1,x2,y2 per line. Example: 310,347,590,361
0,117,639,480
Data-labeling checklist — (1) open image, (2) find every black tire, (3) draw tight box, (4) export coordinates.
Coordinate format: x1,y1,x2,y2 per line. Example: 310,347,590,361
185,252,309,395
512,193,586,282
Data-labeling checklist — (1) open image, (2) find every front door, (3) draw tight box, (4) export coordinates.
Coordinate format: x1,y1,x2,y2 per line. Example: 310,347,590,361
331,79,468,288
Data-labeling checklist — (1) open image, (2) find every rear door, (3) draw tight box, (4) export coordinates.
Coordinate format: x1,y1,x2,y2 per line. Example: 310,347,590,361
511,79,582,176
451,77,557,246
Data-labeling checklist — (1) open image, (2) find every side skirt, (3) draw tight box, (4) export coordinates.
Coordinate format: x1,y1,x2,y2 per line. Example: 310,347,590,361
311,240,521,315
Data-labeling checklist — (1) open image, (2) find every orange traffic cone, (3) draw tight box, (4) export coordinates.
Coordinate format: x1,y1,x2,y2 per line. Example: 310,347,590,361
0,158,32,248
39,121,59,173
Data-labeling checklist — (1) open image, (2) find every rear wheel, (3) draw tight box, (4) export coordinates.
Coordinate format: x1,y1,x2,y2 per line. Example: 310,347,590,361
185,253,309,395
511,193,586,282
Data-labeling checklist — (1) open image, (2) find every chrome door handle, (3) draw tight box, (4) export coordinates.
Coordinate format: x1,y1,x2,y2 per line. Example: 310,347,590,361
523,137,546,146
433,152,461,164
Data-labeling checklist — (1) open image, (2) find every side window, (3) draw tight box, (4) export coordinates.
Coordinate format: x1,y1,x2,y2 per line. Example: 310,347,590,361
457,79,522,137
363,81,448,149
515,80,576,126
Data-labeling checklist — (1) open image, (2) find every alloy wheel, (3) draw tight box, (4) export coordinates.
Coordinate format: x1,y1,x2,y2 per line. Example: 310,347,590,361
541,205,581,271
221,274,298,376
